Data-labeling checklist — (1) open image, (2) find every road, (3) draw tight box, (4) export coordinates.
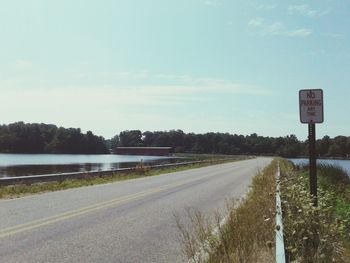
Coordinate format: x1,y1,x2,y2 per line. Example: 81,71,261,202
0,157,272,263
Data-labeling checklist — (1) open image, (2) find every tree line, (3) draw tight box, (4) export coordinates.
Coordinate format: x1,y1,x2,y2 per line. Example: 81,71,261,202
0,123,349,157
110,130,350,158
0,122,108,154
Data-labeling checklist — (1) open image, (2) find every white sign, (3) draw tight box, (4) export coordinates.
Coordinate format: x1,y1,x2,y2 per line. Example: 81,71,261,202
299,89,324,124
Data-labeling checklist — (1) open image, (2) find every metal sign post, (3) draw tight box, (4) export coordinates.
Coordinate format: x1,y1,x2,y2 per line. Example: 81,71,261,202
299,89,324,207
308,123,317,206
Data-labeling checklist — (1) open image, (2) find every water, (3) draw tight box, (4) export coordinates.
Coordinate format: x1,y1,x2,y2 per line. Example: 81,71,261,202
289,158,350,175
0,154,177,178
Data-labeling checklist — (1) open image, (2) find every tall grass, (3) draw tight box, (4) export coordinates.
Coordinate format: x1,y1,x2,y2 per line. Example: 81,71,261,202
177,159,277,263
176,159,350,262
280,161,350,262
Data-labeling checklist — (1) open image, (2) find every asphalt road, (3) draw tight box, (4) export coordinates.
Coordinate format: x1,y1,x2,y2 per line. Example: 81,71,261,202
0,157,272,263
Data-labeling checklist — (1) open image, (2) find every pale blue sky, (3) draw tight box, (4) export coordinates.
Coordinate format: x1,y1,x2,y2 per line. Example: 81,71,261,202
0,0,349,139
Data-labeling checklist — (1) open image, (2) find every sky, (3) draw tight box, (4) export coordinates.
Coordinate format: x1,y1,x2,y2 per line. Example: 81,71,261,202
0,0,349,140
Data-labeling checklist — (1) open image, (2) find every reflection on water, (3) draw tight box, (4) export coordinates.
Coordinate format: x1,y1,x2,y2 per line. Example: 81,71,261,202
0,154,178,178
289,158,350,175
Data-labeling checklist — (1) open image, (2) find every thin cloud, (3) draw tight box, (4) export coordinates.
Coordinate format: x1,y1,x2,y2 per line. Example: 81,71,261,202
0,70,270,108
285,28,312,37
321,33,342,38
288,5,329,17
13,60,33,70
252,4,277,11
0,73,272,137
74,71,270,96
0,83,267,119
0,68,268,97
248,18,312,37
304,49,326,56
202,0,222,6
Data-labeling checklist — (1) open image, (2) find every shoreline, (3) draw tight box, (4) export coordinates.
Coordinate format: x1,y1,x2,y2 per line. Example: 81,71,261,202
292,156,350,161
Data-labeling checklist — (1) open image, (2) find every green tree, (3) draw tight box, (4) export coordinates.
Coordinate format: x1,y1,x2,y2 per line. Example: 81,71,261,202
119,130,143,147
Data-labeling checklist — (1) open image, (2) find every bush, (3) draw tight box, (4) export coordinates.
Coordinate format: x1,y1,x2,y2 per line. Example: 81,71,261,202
280,162,349,262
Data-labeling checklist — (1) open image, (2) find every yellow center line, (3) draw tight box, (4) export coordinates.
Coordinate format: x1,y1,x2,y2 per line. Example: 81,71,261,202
0,175,207,238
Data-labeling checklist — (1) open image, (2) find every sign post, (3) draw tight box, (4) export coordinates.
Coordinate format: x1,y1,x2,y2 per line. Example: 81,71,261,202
299,89,324,206
308,123,317,206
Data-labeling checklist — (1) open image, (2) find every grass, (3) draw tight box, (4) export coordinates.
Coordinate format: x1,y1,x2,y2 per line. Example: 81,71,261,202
0,155,247,199
176,159,277,263
175,158,350,262
280,160,350,262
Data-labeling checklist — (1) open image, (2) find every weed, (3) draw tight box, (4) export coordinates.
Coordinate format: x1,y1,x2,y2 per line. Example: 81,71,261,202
280,160,350,262
177,159,277,263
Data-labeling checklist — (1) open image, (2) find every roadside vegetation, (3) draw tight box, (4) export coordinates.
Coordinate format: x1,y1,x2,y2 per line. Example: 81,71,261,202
279,160,350,262
0,155,246,199
177,159,277,262
177,159,350,263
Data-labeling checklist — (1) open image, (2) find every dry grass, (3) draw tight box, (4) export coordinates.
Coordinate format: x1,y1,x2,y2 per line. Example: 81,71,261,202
177,159,278,263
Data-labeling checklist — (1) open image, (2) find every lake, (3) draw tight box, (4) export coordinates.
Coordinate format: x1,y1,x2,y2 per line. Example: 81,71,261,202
0,154,177,178
289,158,350,175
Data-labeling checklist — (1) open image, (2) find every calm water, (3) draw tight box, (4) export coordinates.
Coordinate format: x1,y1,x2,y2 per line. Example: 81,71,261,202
0,154,177,178
289,158,350,175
